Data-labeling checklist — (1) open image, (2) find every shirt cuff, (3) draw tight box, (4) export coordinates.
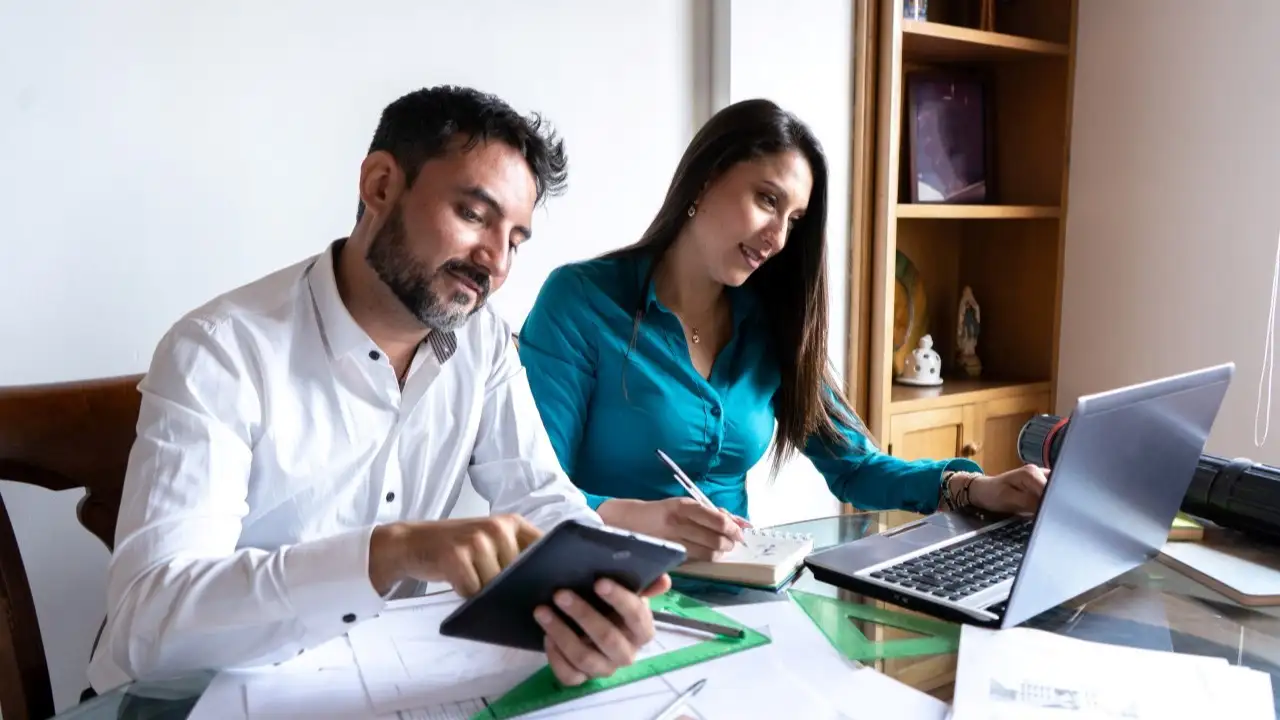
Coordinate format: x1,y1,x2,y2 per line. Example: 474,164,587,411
904,458,984,514
283,525,388,633
946,458,984,475
935,458,984,511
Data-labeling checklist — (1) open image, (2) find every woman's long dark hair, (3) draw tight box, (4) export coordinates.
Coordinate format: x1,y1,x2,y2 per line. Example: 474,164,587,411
606,98,874,475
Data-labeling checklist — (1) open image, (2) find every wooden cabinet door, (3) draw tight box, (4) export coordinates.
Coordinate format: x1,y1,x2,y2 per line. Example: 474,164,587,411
887,406,975,462
883,406,978,527
974,393,1051,475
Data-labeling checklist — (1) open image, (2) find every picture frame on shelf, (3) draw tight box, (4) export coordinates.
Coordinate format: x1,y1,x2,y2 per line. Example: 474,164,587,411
905,69,994,204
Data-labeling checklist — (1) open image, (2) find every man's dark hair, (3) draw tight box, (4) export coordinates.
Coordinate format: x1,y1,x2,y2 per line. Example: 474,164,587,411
356,85,568,221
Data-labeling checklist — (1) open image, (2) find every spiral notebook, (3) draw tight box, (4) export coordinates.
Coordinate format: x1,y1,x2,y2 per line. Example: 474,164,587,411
672,527,815,589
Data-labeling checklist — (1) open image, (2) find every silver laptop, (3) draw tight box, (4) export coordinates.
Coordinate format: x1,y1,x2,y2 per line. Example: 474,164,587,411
804,363,1234,629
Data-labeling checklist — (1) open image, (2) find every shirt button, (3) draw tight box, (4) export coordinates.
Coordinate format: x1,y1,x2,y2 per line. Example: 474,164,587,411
342,613,356,623
711,407,721,417
385,491,396,502
368,350,381,361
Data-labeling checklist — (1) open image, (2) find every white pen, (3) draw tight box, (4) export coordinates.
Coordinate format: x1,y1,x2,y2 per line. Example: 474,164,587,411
656,449,748,548
651,678,706,720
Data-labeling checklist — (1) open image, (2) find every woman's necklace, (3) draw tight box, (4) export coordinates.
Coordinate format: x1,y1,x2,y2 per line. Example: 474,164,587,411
687,300,728,346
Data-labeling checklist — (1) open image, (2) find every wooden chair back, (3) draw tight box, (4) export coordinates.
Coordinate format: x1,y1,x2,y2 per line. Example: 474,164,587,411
0,374,143,719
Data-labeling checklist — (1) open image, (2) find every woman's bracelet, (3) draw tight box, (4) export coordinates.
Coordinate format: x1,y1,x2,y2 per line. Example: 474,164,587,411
940,470,981,512
940,471,957,510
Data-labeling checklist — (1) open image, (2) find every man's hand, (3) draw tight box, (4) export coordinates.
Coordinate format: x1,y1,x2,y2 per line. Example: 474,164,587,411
961,465,1050,515
371,516,675,686
535,574,673,686
368,515,543,596
599,498,744,561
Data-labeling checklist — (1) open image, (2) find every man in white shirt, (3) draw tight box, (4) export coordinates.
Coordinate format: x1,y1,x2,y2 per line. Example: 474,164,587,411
88,85,670,694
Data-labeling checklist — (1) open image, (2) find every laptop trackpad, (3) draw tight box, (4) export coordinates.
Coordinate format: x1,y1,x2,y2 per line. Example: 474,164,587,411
886,523,960,548
886,513,989,548
809,513,990,574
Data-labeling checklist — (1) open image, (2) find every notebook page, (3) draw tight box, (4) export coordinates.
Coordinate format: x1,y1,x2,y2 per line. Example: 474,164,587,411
713,527,813,565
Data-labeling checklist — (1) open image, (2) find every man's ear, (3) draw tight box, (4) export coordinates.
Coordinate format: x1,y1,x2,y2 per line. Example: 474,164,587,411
358,150,404,220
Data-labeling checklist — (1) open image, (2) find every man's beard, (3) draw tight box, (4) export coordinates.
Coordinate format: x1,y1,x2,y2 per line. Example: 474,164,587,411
365,206,491,332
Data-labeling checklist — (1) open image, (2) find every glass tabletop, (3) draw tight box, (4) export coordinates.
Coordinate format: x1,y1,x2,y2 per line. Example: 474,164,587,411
749,513,1280,711
55,512,1280,718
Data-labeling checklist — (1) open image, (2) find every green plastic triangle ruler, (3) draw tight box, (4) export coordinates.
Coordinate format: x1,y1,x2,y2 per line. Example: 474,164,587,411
789,589,959,662
472,591,770,719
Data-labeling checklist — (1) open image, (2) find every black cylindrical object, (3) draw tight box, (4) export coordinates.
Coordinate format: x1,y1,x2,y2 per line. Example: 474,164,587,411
1183,454,1280,543
1017,413,1280,543
1016,414,1070,469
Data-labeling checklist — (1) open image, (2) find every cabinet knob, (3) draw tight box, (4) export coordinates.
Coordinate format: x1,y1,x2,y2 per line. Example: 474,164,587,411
961,442,981,457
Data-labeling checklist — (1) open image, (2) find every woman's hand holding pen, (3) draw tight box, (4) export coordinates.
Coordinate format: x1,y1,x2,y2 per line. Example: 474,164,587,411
599,497,746,561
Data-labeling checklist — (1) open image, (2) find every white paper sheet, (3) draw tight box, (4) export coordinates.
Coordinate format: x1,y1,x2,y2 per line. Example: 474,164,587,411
656,638,852,719
186,671,248,720
347,593,548,714
950,624,1275,719
722,598,949,720
348,593,860,719
189,592,954,720
1199,662,1276,720
245,667,386,719
477,615,854,720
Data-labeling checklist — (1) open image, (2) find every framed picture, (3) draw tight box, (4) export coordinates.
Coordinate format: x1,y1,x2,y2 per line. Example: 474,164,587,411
905,70,993,204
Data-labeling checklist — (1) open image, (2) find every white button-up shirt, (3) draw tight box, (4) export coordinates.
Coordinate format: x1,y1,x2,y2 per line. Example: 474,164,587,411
88,240,598,693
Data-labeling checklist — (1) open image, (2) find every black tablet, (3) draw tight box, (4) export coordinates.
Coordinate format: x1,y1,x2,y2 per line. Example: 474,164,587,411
438,519,687,651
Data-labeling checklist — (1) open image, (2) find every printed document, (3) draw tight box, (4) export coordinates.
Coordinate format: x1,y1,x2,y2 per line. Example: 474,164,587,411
951,625,1274,719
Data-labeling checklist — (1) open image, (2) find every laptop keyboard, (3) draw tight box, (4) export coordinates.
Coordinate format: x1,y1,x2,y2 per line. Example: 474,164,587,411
868,520,1032,602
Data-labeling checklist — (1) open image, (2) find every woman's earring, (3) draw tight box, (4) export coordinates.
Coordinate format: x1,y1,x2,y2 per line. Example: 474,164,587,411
687,204,697,218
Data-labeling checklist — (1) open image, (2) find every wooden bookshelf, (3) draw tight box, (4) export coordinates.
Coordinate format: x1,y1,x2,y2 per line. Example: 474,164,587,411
852,0,1077,472
842,0,1078,696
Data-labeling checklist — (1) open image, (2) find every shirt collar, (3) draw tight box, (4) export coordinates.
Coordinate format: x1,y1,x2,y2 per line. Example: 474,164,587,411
307,239,458,364
633,252,757,329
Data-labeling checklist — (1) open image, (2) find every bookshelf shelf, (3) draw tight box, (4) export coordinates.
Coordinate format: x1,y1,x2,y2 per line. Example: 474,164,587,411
890,378,1052,414
902,20,1069,61
896,204,1061,220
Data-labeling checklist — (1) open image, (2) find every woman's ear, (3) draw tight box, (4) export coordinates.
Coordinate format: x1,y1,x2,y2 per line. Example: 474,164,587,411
687,181,711,212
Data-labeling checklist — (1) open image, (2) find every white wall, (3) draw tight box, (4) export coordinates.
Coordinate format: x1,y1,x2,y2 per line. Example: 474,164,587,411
1058,0,1280,466
1,0,859,710
718,0,854,525
0,1,701,710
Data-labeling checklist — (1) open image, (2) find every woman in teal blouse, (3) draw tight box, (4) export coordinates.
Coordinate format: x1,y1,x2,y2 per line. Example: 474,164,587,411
518,99,1047,560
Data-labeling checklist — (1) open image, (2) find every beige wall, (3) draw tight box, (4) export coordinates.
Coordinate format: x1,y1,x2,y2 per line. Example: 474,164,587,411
1058,0,1280,464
